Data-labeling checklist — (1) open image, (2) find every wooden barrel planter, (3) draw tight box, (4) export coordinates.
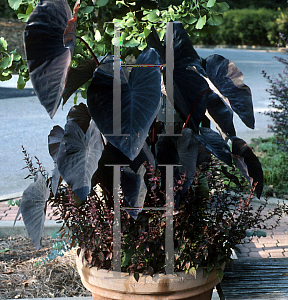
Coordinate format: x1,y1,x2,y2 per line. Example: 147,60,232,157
76,249,221,300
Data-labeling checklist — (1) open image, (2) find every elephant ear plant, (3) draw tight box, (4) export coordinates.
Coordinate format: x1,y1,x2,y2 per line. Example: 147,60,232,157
10,0,278,280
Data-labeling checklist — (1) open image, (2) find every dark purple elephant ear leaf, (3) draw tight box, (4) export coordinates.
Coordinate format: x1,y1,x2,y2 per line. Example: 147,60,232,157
87,48,161,160
121,164,147,220
66,102,91,133
231,137,263,198
18,175,49,250
57,120,104,201
205,54,255,129
24,0,79,118
171,23,209,131
196,127,232,166
48,125,64,162
206,89,236,139
63,59,97,104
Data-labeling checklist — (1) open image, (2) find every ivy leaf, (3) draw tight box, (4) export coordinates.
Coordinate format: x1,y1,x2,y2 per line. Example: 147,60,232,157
207,14,223,26
125,37,140,47
195,15,206,30
17,13,29,22
8,0,22,10
0,37,8,52
207,0,216,7
183,15,197,25
17,175,49,250
0,55,13,71
17,74,26,89
210,2,230,13
57,120,104,201
81,6,94,13
95,0,109,6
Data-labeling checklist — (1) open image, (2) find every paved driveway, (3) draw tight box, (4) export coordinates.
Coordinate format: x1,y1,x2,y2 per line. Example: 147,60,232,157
0,48,287,198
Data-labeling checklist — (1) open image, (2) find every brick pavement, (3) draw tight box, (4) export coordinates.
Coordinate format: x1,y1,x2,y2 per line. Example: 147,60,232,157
0,198,57,222
2,196,288,259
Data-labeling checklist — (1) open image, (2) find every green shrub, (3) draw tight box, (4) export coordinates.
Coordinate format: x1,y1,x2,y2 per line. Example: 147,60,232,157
225,0,286,10
250,137,288,197
193,8,288,46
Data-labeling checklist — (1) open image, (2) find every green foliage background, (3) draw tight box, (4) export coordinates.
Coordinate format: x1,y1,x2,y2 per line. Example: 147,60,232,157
193,8,288,46
0,0,230,89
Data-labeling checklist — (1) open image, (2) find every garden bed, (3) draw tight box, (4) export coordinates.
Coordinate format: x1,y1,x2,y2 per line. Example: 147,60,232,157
0,235,91,299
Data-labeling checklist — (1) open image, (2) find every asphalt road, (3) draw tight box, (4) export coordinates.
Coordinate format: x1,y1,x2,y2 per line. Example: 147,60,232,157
0,48,287,198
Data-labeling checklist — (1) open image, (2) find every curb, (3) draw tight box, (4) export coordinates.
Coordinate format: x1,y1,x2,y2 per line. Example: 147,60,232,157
7,298,93,300
194,44,287,52
6,289,221,300
0,192,22,202
0,220,62,238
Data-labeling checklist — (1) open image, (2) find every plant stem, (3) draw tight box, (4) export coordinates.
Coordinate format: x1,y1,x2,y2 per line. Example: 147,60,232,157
76,36,100,66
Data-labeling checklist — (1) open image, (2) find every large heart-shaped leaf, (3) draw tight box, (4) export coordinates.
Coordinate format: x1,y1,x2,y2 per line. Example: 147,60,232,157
57,120,104,201
169,23,209,130
205,54,254,129
196,127,232,166
231,137,263,198
87,48,161,160
17,175,49,250
121,164,147,220
205,89,236,139
147,23,209,131
24,0,79,118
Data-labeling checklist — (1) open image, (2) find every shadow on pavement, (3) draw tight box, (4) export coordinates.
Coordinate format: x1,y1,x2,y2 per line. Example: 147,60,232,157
0,87,35,99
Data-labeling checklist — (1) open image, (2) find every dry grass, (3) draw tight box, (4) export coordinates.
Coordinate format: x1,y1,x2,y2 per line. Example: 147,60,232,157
0,235,91,299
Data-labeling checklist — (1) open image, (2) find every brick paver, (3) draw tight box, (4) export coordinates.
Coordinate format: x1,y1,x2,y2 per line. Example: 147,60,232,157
237,214,288,259
2,196,288,260
0,199,57,221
